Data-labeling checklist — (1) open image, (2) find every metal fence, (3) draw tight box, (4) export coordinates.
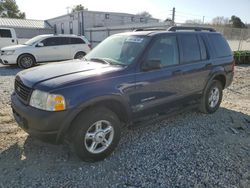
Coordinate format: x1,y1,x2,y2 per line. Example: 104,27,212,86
85,23,250,51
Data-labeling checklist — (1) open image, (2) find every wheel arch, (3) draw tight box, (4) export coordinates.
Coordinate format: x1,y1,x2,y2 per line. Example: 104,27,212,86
17,53,37,64
56,95,132,142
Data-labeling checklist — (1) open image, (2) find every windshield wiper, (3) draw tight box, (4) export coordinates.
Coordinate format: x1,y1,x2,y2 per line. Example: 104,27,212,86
90,58,110,64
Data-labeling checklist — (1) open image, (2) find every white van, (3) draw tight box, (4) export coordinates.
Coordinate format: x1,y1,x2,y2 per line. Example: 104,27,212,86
0,28,18,49
0,34,91,68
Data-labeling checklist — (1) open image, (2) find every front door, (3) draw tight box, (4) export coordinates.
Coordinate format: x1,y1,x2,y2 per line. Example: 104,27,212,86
132,34,184,118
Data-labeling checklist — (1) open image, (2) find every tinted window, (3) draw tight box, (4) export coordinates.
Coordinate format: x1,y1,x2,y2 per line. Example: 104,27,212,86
179,34,201,63
146,35,179,67
41,37,69,46
199,37,207,60
70,37,85,44
0,29,12,38
208,34,232,58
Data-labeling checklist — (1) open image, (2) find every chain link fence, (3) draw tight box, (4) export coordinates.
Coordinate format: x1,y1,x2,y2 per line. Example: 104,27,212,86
215,27,250,51
85,23,250,51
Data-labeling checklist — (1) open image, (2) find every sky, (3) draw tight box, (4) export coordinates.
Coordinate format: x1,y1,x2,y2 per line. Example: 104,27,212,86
16,0,250,23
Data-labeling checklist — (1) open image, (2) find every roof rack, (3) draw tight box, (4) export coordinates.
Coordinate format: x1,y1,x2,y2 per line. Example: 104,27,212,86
133,28,165,32
167,26,216,32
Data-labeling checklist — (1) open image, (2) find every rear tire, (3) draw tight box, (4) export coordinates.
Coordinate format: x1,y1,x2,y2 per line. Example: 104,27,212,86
17,54,35,69
199,80,223,114
74,51,86,59
71,107,121,162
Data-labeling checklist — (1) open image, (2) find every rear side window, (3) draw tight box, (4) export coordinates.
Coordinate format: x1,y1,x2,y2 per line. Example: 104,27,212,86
208,34,232,58
0,29,12,38
42,37,69,46
199,37,207,60
179,34,201,63
70,37,85,44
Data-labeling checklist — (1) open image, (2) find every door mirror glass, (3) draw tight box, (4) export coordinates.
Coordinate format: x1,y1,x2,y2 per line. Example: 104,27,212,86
142,59,161,71
36,42,44,47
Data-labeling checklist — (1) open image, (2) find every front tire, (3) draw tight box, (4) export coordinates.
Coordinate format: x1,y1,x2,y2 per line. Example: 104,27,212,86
17,54,35,69
71,107,121,162
200,80,223,114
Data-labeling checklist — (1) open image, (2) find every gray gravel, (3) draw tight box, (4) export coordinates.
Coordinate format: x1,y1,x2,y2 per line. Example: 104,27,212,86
0,64,250,188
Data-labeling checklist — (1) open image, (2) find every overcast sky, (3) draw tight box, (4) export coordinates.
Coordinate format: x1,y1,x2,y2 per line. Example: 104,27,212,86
16,0,250,23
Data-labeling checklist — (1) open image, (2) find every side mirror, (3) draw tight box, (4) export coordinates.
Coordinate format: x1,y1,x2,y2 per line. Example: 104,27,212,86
36,42,44,47
142,59,161,71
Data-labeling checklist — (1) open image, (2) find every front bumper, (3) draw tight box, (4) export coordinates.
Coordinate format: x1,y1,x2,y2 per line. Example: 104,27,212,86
11,92,70,143
0,54,18,65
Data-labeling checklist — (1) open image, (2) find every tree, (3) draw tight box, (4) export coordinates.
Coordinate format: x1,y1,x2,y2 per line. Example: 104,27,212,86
212,16,229,26
0,0,25,19
137,11,152,18
71,4,87,13
229,15,246,28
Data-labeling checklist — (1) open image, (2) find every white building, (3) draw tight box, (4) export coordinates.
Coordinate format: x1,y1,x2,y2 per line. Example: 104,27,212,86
47,10,159,35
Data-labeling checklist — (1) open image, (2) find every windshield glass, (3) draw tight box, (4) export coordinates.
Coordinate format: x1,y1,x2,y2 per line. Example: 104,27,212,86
85,35,149,65
24,35,47,46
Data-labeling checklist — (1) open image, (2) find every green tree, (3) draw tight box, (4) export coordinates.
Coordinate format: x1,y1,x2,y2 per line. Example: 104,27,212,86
229,15,246,28
0,0,25,19
72,4,86,13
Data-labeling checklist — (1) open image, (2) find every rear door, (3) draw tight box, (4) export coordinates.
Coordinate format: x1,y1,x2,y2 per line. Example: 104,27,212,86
176,33,211,95
0,29,16,49
132,34,184,118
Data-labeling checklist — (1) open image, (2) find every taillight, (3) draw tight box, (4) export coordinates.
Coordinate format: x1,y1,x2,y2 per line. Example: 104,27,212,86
88,44,92,49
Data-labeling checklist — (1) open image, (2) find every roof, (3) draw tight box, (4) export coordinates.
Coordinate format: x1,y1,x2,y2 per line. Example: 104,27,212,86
48,10,159,22
0,18,53,29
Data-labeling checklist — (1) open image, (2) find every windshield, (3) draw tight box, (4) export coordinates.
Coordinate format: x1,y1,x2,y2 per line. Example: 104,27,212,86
85,35,149,65
24,35,47,46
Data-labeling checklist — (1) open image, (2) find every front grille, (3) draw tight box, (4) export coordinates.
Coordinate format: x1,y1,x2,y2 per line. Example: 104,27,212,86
15,79,32,103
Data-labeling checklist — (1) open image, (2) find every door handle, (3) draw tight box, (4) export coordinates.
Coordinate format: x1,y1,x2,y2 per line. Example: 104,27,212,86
206,63,212,68
173,70,182,75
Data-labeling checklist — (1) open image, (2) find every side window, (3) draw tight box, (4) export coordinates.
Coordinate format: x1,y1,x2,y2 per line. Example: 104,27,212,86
146,35,179,67
0,29,12,38
70,37,85,44
179,34,201,63
199,37,207,60
208,34,232,58
41,37,68,46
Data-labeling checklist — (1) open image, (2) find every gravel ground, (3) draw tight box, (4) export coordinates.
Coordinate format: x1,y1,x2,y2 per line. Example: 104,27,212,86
0,64,249,188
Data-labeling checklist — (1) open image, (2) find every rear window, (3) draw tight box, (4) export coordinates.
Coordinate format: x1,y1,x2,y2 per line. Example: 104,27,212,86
179,34,201,63
70,37,85,44
0,29,12,38
208,34,232,58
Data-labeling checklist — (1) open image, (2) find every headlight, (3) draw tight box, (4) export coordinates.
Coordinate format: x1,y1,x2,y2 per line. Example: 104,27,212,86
29,90,66,111
2,50,15,55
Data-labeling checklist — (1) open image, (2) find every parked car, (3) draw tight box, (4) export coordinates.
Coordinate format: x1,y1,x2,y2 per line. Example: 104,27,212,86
11,26,234,162
0,34,91,68
0,27,18,49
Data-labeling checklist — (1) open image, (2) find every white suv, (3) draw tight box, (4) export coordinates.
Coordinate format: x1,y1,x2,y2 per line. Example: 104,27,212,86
0,34,91,68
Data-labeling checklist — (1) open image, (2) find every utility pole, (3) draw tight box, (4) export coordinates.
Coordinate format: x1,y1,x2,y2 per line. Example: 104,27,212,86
203,16,205,24
171,7,175,26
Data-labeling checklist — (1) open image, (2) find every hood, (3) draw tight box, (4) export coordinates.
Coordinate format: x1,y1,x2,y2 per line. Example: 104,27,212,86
1,44,29,51
17,60,123,90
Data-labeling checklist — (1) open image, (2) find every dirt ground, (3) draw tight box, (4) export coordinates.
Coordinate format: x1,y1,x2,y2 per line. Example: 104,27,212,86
0,64,249,187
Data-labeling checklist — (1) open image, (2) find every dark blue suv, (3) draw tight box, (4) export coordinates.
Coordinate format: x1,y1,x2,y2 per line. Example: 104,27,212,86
11,27,234,162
